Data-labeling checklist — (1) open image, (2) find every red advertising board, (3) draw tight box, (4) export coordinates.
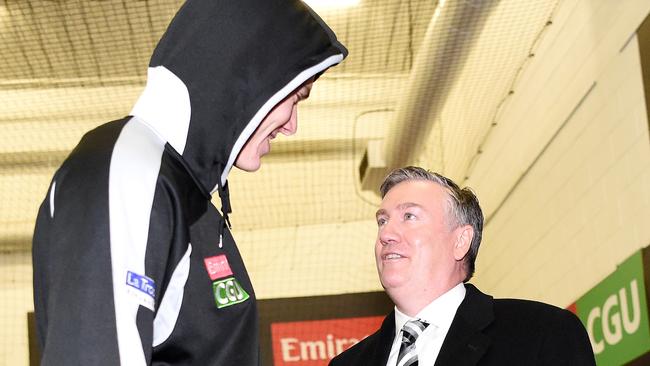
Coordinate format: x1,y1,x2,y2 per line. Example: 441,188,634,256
271,316,384,365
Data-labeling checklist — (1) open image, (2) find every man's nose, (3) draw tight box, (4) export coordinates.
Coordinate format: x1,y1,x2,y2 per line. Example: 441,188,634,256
378,220,400,246
280,107,298,136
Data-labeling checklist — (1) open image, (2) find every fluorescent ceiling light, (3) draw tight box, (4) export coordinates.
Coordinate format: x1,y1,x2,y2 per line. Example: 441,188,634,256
303,0,360,9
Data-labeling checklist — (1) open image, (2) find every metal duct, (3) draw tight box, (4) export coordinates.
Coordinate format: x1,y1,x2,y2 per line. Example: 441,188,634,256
359,0,499,192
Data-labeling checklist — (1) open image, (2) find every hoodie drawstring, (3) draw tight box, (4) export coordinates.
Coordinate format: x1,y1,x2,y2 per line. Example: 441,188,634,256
217,177,232,248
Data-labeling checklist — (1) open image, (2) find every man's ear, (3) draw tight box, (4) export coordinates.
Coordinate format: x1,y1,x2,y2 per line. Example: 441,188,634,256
453,225,473,261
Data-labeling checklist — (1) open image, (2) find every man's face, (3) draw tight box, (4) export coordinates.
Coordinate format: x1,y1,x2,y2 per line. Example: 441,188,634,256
375,180,460,296
234,81,313,172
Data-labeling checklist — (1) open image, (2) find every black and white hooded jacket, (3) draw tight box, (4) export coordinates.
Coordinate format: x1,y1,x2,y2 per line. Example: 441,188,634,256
32,0,347,364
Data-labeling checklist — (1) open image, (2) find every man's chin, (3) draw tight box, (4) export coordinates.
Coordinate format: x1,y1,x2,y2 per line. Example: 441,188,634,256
234,158,262,172
379,275,408,291
235,166,260,172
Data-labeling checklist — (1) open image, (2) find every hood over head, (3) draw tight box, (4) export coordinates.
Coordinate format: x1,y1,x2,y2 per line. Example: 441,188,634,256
131,0,347,195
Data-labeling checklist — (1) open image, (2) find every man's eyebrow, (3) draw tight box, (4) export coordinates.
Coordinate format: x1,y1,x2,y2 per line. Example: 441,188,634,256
375,202,422,218
396,202,423,210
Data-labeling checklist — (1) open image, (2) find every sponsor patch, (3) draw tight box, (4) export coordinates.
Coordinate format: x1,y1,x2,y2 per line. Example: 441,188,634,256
212,277,250,309
126,271,156,311
204,254,233,281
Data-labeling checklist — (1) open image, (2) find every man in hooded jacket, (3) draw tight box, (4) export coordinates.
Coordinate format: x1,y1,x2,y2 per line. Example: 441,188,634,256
31,0,347,364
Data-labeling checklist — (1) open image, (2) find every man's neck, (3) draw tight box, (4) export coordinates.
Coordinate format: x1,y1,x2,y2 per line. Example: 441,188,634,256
389,278,464,317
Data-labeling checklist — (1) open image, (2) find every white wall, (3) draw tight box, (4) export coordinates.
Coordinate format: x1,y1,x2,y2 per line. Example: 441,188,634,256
470,0,650,307
0,252,33,366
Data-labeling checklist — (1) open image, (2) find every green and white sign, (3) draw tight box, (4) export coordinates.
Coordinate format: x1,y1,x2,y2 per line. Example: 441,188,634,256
573,250,650,365
212,277,250,309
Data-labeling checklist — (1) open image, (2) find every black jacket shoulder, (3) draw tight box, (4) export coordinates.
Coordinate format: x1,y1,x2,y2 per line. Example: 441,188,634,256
329,284,595,366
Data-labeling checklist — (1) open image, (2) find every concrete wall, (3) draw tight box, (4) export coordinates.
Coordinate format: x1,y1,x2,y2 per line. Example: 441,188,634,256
470,0,650,307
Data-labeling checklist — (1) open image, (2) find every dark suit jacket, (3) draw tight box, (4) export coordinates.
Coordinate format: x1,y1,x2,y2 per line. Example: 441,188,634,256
329,284,595,366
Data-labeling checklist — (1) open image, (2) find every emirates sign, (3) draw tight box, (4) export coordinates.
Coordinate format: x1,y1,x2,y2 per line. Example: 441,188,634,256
271,316,384,365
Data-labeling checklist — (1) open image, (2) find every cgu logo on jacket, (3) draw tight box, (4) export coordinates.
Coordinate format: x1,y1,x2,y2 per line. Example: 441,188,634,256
570,249,650,366
213,277,250,308
204,254,250,309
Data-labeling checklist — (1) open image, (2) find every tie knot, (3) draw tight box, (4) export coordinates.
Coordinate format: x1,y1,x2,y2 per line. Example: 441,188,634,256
397,319,430,366
401,319,429,346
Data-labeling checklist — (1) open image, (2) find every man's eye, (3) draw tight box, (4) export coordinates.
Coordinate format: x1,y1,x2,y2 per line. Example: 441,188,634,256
296,93,306,103
404,213,416,220
377,217,387,226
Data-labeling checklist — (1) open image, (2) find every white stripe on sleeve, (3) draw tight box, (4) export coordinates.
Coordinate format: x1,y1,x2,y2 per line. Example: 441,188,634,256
49,180,56,218
109,117,165,366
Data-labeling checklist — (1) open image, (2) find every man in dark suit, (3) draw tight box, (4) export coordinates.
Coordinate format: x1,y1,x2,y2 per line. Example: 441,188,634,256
330,166,595,366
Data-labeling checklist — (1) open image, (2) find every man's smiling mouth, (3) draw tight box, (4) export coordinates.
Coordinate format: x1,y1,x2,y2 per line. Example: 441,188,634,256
383,253,405,260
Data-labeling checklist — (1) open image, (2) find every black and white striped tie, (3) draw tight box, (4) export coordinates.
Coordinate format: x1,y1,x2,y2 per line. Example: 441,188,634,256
397,319,429,366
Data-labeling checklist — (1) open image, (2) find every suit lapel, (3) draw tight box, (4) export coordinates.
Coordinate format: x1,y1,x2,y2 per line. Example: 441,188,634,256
434,284,494,366
371,311,396,365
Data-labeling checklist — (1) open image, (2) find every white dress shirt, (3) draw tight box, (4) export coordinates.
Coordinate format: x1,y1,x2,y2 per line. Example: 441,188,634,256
385,283,466,366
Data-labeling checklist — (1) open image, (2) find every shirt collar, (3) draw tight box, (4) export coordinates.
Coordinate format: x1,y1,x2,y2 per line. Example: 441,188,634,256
394,283,466,336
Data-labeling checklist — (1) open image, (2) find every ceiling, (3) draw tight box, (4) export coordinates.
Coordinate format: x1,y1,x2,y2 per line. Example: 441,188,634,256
0,0,560,250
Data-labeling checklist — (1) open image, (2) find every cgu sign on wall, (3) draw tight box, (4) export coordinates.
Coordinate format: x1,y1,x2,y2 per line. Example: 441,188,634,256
568,249,650,365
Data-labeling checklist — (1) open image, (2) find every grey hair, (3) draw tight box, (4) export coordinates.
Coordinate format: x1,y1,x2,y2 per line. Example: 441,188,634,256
379,166,484,282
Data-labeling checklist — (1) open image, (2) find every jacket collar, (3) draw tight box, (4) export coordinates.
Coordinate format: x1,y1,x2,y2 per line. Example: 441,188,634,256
373,311,397,364
434,283,494,366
